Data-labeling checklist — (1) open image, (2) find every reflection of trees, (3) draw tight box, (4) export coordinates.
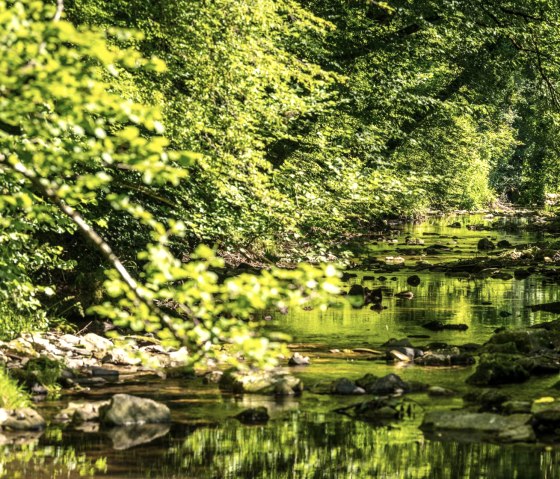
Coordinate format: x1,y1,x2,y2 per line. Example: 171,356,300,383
0,442,106,478
280,269,560,348
169,412,560,479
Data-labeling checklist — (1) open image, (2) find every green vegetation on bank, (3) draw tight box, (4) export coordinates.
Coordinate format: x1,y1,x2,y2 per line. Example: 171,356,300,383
1,0,560,365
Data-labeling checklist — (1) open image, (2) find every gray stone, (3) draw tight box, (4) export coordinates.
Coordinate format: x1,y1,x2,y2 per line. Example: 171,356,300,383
219,369,303,395
365,374,409,395
1,408,45,431
288,353,311,366
56,401,110,424
421,411,535,443
427,386,456,397
331,378,365,395
100,394,171,426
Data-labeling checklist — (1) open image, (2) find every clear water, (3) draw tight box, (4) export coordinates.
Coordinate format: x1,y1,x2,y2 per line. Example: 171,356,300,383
4,213,560,479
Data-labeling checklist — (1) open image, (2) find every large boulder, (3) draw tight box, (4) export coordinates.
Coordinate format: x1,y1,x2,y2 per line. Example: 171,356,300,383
100,394,170,426
421,411,535,443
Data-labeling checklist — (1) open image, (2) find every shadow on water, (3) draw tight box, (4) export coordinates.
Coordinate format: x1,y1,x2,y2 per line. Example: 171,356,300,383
6,214,560,478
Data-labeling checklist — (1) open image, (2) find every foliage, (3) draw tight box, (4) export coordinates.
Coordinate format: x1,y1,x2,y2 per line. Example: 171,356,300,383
0,368,30,409
3,0,560,365
0,0,339,367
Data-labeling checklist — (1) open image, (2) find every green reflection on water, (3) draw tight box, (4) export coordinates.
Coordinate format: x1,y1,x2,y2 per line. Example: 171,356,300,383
6,214,560,478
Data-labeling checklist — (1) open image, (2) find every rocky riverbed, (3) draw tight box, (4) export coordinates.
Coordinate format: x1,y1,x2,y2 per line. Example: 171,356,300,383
5,212,560,477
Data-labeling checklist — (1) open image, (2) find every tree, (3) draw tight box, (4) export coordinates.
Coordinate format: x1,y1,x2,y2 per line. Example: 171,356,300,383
0,0,339,366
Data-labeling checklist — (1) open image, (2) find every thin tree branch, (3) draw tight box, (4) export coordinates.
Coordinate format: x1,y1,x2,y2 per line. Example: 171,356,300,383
0,153,184,344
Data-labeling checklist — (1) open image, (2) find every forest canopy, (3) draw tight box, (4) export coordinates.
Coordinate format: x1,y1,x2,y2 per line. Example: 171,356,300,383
2,0,560,365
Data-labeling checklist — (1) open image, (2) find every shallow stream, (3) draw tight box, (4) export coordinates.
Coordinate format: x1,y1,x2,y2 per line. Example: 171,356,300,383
4,213,560,479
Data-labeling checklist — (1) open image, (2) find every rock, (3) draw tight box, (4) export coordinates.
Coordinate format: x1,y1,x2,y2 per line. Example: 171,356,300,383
531,400,560,433
416,350,474,367
427,386,456,397
381,338,413,348
109,348,142,366
365,373,409,395
355,374,378,390
79,333,113,353
477,238,496,251
352,398,402,421
1,408,45,431
388,349,412,362
463,390,510,412
90,367,119,379
108,424,170,450
497,240,512,248
56,401,110,424
362,275,375,281
394,291,414,299
235,407,270,424
219,369,303,395
100,394,171,426
387,347,423,362
448,222,462,228
466,355,530,386
288,353,310,366
421,411,535,443
502,401,531,415
483,328,560,354
406,275,421,287
331,378,365,395
422,321,468,332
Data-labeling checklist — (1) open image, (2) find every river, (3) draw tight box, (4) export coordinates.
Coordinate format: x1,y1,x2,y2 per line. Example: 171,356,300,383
3,213,560,478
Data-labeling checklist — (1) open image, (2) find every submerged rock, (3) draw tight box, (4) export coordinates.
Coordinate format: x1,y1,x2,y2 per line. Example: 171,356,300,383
422,321,468,332
463,389,510,412
477,238,496,251
235,407,270,424
421,411,535,443
100,394,171,426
